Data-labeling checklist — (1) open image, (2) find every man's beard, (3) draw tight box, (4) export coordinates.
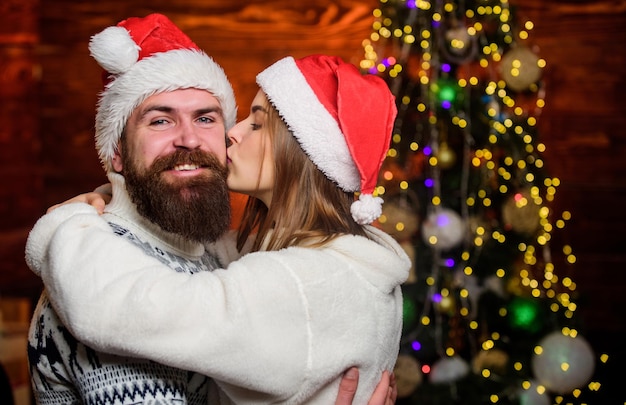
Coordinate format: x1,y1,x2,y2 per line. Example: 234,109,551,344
123,149,231,243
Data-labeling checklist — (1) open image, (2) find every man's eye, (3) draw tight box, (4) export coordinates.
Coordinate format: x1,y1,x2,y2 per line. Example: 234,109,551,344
198,116,215,124
150,119,169,126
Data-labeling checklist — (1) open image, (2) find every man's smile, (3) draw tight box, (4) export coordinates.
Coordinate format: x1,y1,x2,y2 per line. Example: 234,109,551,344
173,163,201,171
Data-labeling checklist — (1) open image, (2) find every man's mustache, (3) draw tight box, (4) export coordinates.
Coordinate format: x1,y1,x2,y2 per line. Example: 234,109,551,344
150,150,227,174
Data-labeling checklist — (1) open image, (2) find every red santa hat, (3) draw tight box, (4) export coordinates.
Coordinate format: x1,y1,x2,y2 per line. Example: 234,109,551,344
256,55,397,225
89,13,237,172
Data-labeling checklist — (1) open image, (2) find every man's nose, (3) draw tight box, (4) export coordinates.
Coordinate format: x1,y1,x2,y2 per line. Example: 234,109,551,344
174,122,201,149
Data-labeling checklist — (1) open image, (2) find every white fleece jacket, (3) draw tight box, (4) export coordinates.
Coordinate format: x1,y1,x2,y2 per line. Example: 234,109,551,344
25,199,410,404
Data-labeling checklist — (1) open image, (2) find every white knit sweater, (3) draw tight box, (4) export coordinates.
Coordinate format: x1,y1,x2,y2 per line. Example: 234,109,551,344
26,181,410,404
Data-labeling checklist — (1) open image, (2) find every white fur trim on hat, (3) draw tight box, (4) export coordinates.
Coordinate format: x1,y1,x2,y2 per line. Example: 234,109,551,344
256,57,361,192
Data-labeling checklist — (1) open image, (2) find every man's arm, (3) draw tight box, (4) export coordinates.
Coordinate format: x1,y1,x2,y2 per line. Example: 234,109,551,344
335,368,397,405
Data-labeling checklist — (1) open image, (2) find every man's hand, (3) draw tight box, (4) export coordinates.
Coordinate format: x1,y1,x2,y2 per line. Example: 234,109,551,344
335,368,397,405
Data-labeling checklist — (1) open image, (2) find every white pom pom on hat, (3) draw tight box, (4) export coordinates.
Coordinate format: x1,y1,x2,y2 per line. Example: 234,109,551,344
89,26,140,75
89,13,237,172
256,55,397,225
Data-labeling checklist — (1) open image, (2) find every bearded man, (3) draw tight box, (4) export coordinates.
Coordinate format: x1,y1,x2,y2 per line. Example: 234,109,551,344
26,14,236,404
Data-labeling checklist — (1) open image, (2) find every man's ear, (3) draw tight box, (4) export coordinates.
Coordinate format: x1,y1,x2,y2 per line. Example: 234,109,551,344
112,143,123,172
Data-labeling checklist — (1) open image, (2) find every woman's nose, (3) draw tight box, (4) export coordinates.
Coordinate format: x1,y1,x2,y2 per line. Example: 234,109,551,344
226,124,243,147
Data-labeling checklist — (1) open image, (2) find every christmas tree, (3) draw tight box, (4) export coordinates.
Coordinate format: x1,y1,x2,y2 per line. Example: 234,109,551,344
360,0,605,403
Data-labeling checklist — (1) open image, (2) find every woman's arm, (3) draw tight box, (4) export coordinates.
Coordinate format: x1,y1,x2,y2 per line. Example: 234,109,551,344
27,204,309,397
47,187,111,214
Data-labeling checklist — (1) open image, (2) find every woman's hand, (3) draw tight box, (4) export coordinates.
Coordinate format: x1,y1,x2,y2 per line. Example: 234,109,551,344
47,185,112,215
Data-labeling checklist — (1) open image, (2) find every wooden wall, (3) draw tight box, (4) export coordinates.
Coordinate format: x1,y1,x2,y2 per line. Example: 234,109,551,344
1,0,625,394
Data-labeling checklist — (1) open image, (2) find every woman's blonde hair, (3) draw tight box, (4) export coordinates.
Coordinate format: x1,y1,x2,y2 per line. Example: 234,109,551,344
236,95,367,252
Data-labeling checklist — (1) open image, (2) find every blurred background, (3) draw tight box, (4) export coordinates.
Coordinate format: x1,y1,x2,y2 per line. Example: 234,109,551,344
0,0,624,403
